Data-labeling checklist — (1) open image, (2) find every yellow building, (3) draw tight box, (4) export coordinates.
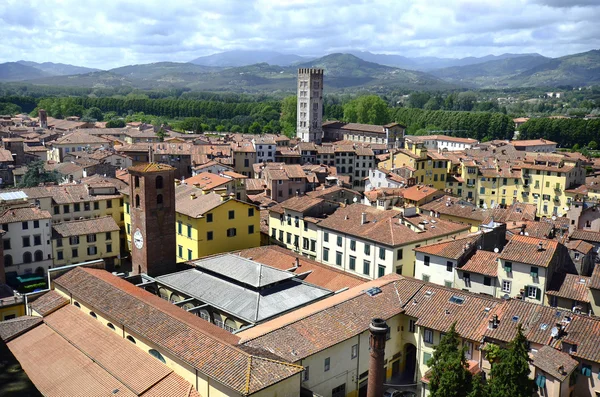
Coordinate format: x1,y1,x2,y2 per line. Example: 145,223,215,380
0,295,24,320
124,185,260,262
51,216,121,269
379,142,448,190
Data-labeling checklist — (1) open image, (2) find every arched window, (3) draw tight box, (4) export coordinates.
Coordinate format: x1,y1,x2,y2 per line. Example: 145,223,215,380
126,335,136,344
198,309,211,322
224,318,238,332
107,323,115,330
23,252,32,264
156,175,164,189
34,251,44,262
4,255,12,266
134,176,140,188
135,195,140,208
148,349,166,364
89,311,97,319
74,301,81,308
35,266,44,276
156,194,163,205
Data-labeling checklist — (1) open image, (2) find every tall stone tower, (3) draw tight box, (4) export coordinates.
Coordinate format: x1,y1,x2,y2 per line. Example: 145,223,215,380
297,68,324,143
38,109,48,129
128,163,177,277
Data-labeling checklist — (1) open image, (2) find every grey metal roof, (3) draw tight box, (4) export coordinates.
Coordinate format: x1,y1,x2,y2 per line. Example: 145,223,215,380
156,268,332,323
0,191,28,201
190,254,296,288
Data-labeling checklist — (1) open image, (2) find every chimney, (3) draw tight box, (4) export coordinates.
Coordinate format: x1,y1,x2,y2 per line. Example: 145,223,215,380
295,257,300,268
537,241,544,251
361,212,367,225
367,318,388,397
493,314,498,328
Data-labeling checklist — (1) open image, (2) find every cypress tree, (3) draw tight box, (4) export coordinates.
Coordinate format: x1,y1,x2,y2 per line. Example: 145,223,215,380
428,323,472,397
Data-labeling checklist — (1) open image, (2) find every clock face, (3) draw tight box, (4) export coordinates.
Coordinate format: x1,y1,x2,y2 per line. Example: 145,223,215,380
133,229,144,249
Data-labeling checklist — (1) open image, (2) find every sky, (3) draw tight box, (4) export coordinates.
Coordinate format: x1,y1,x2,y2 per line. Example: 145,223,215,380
1,0,599,69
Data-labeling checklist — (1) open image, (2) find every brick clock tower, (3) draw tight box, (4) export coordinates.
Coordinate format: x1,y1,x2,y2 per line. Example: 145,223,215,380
128,163,177,277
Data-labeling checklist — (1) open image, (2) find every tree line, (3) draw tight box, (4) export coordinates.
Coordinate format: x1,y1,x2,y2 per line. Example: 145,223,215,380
518,117,600,149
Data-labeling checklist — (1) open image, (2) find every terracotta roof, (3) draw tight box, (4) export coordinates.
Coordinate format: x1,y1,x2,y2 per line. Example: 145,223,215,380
0,207,52,224
570,229,600,244
280,196,324,213
512,139,556,147
54,131,111,145
175,187,231,218
414,234,480,260
185,172,231,191
128,162,176,173
318,204,470,247
546,273,590,303
240,275,424,360
420,196,487,221
236,245,368,291
402,185,441,202
323,121,388,134
553,315,600,363
30,290,69,316
565,239,594,254
499,235,559,268
506,221,553,239
590,265,600,290
412,135,478,144
52,216,119,238
0,148,14,162
0,316,42,342
530,346,578,382
53,267,302,394
459,250,499,277
404,284,501,342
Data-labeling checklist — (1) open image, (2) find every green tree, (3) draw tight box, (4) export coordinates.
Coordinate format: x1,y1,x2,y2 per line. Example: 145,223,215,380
155,128,168,142
18,161,62,187
0,102,22,115
408,92,431,109
280,96,297,137
488,325,535,397
105,119,126,128
248,121,262,134
343,95,389,125
427,323,472,397
84,107,103,121
467,374,488,397
589,140,598,150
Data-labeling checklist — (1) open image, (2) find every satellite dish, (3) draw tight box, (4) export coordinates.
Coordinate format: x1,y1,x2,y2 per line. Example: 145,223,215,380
494,247,499,253
550,327,559,338
524,232,529,236
502,294,510,300
353,196,358,203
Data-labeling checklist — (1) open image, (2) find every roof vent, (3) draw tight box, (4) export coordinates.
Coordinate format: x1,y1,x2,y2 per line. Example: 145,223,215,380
365,287,382,297
424,290,433,297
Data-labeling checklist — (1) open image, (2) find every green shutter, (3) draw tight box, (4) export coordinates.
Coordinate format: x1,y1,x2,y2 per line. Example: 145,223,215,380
536,288,541,301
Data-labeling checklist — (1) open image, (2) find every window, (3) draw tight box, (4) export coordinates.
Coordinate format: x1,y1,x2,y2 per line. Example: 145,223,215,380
64,205,70,214
463,272,471,287
484,276,492,286
324,357,330,372
87,246,97,255
363,260,370,276
22,236,30,247
286,232,292,244
33,220,39,228
156,194,163,205
207,231,213,240
349,256,356,270
228,210,235,219
423,352,432,366
93,202,99,210
34,250,43,262
206,213,213,223
53,206,60,215
90,311,97,318
178,245,183,258
2,239,9,250
106,244,112,253
177,221,182,235
134,176,140,188
125,203,130,214
424,328,434,344
22,252,32,263
423,274,430,282
424,255,430,266
135,195,140,208
504,261,512,274
351,344,358,359
187,225,192,238
409,319,416,333
279,230,284,241
310,239,316,252
323,247,329,262
149,349,166,364
248,208,254,217
304,221,308,232
530,266,539,278
227,228,237,237
87,234,96,243
188,249,192,261
397,249,403,260
378,265,385,278
379,247,385,260
527,286,539,300
303,366,309,382
156,175,163,189
127,224,130,234
22,221,28,230
248,225,255,234
446,261,453,272
336,251,342,266
107,323,115,330
337,236,342,247
72,248,78,258
350,240,356,251
581,364,592,377
502,280,511,293
324,232,329,242
106,200,112,209
364,244,370,255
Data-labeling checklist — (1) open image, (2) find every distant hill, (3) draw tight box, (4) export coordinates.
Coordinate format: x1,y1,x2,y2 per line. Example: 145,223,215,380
17,61,99,76
110,62,217,84
430,54,551,87
26,71,139,88
503,49,600,87
0,62,51,81
190,50,310,67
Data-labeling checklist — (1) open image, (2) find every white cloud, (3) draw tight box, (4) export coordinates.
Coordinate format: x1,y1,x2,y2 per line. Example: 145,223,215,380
0,0,598,69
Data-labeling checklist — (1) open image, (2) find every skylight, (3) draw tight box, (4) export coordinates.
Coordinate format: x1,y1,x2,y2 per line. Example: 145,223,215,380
449,295,465,305
365,287,382,297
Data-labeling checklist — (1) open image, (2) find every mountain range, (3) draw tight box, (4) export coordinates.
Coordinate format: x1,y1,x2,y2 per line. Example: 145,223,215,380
0,49,598,91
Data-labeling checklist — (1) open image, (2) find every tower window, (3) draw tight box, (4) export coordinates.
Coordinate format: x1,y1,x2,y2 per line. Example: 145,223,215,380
157,194,163,205
135,195,140,208
134,176,140,188
156,175,164,189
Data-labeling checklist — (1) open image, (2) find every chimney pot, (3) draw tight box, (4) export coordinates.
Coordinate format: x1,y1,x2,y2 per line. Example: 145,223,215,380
367,318,388,397
361,212,367,225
